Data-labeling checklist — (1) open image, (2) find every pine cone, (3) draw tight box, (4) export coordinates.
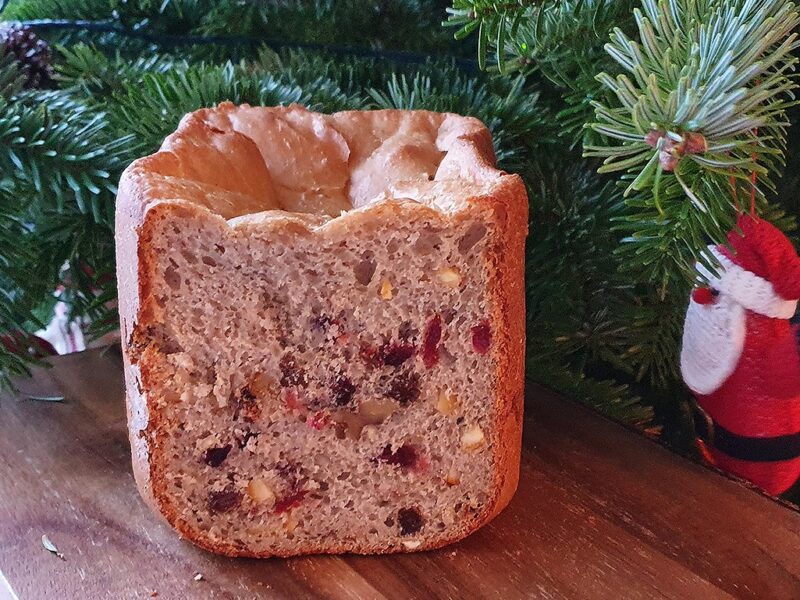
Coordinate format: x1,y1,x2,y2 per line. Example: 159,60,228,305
0,23,54,89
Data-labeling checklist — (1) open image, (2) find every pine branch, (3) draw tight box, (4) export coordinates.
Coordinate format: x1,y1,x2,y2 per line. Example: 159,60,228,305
197,0,459,54
627,300,685,387
523,163,661,427
0,57,50,387
446,0,631,73
3,0,110,20
0,51,135,386
445,0,637,145
55,43,180,102
2,87,135,223
585,0,800,284
527,359,656,430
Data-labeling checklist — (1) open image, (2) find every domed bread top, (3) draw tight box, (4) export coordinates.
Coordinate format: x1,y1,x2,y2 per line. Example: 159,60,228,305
120,102,507,220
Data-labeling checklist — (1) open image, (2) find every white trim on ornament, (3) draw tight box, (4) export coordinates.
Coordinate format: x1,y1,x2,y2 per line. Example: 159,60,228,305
697,246,798,319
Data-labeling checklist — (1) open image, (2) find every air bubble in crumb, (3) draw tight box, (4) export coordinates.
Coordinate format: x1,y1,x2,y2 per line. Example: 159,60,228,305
458,222,487,253
353,257,376,285
163,264,181,290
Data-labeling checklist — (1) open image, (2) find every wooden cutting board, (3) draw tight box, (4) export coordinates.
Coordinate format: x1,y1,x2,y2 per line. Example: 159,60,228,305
2,348,799,599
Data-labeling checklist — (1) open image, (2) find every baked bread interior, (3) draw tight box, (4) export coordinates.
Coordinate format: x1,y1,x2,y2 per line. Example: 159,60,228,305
116,102,527,557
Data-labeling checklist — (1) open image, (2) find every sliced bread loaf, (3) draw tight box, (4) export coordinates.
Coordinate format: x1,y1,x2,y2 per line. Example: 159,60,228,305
116,103,527,557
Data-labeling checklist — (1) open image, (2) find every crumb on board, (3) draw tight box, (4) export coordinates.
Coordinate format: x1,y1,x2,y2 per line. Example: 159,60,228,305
193,573,204,582
41,534,66,561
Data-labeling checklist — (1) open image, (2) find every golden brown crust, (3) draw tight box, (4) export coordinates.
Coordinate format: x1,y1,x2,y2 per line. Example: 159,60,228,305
478,174,528,522
116,104,528,557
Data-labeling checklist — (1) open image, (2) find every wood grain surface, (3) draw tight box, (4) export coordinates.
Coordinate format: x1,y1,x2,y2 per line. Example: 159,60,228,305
2,347,799,599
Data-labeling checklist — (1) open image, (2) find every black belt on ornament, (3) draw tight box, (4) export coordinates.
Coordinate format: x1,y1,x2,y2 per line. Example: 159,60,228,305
691,401,800,462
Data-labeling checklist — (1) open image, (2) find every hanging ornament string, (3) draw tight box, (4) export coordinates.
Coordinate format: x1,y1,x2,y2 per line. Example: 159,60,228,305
750,126,758,217
730,78,761,217
728,125,759,217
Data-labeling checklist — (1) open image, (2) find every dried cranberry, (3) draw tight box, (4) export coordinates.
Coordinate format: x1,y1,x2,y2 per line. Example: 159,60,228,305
273,490,307,514
279,354,307,387
331,375,356,406
204,445,232,467
208,489,242,513
283,388,302,411
471,321,492,354
359,342,382,369
421,315,442,369
385,371,420,405
376,444,418,469
397,507,424,535
380,343,415,367
308,411,329,430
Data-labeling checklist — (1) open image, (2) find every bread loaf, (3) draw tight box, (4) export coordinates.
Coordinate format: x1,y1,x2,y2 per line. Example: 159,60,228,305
116,103,527,557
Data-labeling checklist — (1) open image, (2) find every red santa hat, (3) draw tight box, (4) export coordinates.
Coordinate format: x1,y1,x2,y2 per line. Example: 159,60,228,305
718,215,800,301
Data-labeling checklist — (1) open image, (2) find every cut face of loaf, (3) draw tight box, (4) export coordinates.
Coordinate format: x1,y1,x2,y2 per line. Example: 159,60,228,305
116,103,527,557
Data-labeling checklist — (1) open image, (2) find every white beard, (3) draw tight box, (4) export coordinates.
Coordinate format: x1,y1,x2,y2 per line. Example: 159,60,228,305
680,291,746,396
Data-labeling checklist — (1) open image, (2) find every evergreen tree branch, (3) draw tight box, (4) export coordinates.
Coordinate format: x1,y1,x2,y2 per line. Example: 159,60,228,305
523,163,659,427
445,0,638,145
527,358,656,431
586,0,800,284
4,0,463,56
0,50,135,387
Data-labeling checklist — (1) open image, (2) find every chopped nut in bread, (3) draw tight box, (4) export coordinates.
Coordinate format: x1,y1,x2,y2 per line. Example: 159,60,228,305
436,267,463,288
247,479,276,505
461,425,485,451
436,389,459,416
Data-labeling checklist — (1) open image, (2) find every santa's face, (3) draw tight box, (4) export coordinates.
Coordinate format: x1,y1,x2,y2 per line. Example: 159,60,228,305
681,268,746,396
680,245,798,396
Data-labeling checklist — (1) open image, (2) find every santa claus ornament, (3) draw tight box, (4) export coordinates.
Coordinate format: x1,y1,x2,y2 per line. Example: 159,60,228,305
681,215,800,496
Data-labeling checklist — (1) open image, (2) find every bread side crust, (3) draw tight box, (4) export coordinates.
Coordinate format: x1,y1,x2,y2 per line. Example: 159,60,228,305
116,105,528,557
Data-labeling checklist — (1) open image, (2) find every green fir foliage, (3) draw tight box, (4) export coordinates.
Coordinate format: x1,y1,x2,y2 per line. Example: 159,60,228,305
586,0,800,287
1,0,798,438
